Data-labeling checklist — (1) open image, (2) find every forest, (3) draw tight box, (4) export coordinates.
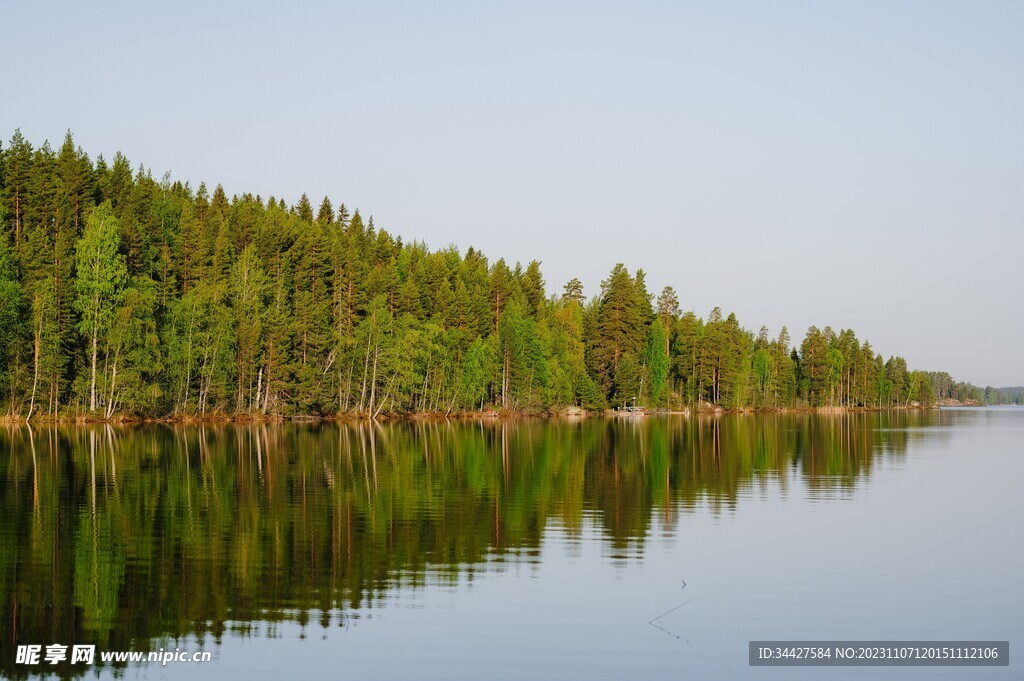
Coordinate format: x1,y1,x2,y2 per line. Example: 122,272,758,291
926,373,1024,406
0,130,1004,420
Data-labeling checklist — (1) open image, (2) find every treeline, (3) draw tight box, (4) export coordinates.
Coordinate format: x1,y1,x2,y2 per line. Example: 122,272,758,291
0,130,943,419
927,373,1024,405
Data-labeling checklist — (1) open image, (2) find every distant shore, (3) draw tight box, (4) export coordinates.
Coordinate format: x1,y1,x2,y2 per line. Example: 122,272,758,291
935,397,984,407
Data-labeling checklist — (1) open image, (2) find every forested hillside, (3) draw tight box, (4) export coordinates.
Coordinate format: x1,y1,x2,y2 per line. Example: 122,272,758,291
0,131,949,419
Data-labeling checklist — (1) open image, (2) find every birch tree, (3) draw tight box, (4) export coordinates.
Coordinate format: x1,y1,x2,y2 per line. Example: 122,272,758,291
74,202,126,412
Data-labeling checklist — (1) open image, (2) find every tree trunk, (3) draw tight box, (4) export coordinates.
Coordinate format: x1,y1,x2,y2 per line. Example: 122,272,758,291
89,309,99,412
27,318,40,422
359,328,372,412
105,353,119,419
368,345,379,416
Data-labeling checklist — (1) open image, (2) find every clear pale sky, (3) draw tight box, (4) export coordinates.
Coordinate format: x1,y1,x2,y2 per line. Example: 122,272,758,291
4,1,1021,386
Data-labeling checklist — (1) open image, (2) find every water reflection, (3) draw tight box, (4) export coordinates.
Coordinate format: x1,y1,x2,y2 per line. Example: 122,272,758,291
0,411,944,677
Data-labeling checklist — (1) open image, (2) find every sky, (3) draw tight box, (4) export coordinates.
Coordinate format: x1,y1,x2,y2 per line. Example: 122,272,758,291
4,1,1022,386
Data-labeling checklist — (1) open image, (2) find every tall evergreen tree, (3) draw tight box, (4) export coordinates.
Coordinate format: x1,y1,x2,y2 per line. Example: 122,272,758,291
590,264,647,398
0,227,24,410
2,130,33,251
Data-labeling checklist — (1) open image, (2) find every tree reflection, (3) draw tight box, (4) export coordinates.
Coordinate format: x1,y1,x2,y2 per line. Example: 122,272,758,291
0,411,941,677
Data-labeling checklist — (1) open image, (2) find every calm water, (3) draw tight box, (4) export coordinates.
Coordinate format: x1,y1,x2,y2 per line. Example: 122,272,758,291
1,409,1021,680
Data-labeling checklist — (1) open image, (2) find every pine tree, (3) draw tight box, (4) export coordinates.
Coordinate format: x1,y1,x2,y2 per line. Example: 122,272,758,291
489,258,516,333
101,152,133,209
294,193,314,223
2,130,33,251
521,260,545,317
562,277,584,304
0,227,24,410
316,196,334,227
753,326,774,406
672,311,702,405
655,286,680,344
590,264,647,398
773,327,796,406
800,326,829,406
885,356,909,407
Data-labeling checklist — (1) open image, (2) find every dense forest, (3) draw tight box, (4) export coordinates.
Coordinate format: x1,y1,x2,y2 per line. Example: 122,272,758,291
0,130,994,420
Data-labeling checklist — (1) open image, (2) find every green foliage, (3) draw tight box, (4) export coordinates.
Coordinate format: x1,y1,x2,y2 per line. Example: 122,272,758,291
589,264,649,397
925,372,1022,405
104,277,162,415
74,202,127,412
497,300,548,409
0,227,24,405
0,131,957,418
614,352,642,407
644,319,670,406
230,244,268,412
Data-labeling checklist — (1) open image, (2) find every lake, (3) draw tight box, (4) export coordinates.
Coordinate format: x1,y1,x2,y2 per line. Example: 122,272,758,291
1,409,1020,679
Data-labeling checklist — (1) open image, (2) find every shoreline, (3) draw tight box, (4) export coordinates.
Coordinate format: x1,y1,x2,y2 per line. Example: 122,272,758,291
0,404,950,426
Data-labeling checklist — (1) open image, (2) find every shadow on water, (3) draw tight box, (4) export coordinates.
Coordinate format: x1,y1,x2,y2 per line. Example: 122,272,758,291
0,410,947,678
